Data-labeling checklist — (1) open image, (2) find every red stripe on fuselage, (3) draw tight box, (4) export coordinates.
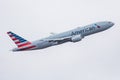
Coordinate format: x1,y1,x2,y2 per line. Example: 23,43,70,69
18,42,31,48
19,45,36,51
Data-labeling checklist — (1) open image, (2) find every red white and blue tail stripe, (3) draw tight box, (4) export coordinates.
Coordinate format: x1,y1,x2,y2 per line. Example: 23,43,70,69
7,31,36,51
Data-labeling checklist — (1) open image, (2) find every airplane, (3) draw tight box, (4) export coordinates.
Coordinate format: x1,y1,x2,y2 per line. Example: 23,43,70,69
7,21,114,51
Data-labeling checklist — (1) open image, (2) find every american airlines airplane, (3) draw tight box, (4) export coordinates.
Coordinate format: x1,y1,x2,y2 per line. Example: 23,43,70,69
7,21,114,51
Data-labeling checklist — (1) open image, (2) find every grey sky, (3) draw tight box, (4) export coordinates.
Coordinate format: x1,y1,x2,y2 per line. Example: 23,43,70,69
0,0,120,80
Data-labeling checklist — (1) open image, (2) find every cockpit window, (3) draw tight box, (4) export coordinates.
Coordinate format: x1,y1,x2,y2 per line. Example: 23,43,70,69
95,24,101,28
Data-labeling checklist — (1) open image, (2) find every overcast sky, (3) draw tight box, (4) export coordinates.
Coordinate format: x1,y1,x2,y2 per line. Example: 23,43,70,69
0,0,120,80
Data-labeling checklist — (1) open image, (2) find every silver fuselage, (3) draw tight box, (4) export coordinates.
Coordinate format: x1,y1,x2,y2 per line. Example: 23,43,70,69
32,21,114,49
12,21,114,51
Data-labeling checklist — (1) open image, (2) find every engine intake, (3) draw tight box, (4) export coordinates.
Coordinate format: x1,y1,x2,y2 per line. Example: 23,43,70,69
71,35,83,42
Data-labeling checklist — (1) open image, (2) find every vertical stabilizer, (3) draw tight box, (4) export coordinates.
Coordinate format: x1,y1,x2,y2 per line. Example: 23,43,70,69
7,31,31,48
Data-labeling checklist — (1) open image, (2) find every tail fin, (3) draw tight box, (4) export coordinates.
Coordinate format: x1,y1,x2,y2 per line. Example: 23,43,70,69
7,31,31,48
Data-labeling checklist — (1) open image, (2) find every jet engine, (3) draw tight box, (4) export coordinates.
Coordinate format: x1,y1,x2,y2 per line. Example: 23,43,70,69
71,35,83,42
51,42,58,45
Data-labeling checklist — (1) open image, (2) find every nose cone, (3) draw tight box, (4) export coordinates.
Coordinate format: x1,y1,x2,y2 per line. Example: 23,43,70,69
96,21,114,31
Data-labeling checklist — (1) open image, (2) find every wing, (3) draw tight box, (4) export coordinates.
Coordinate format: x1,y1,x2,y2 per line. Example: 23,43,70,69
45,34,83,44
47,36,72,44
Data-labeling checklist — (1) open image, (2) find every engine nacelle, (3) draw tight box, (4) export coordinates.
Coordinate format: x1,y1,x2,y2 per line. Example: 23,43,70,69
71,35,83,42
51,42,58,46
